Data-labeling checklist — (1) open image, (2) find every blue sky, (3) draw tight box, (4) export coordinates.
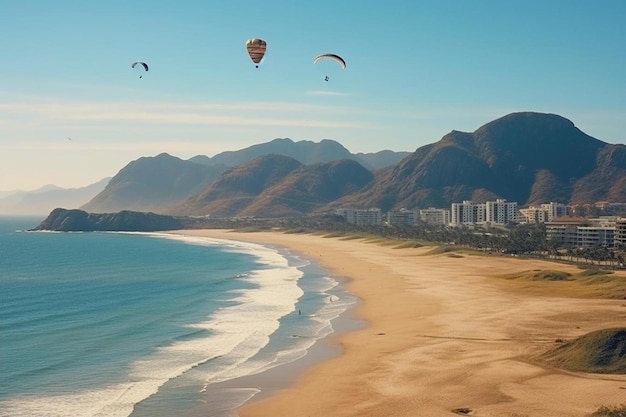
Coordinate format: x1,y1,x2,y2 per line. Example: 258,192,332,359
1,0,625,191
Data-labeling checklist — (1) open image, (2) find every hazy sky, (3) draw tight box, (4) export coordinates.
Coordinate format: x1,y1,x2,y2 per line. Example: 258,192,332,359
1,1,625,191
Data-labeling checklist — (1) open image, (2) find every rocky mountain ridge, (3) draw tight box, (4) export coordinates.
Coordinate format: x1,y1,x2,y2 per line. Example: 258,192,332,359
32,112,626,219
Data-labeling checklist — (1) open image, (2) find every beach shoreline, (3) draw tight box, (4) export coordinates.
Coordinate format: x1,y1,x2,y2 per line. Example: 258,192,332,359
185,289,363,417
172,229,626,417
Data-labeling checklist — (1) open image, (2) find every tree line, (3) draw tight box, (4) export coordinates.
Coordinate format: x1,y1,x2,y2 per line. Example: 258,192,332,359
203,215,625,269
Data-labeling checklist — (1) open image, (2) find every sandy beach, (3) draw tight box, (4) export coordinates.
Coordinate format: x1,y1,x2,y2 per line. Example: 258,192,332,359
174,229,626,417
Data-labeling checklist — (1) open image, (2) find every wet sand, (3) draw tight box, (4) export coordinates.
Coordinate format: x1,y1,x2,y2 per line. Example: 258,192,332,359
174,229,626,417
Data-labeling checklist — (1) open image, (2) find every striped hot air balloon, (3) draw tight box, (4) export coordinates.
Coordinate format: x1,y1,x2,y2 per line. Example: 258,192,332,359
246,38,267,68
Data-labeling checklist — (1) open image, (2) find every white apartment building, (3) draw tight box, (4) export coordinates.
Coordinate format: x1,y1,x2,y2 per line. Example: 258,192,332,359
520,202,568,224
519,207,549,224
336,208,383,226
450,201,486,225
387,208,419,226
541,202,568,221
485,199,518,225
419,207,451,225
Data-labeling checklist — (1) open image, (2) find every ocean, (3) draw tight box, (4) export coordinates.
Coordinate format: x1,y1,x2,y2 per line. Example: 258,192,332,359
0,216,356,417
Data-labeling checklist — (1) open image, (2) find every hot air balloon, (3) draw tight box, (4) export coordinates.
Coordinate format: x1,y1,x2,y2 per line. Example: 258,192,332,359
246,38,267,68
313,53,346,81
131,61,148,78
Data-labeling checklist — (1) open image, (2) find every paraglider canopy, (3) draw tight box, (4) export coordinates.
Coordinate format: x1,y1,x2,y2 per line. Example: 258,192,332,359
313,53,346,69
246,38,267,68
131,61,148,78
313,53,345,82
131,61,148,71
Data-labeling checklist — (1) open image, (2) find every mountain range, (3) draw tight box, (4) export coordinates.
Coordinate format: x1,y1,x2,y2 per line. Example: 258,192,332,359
0,178,110,215
81,139,408,215
8,112,626,218
172,155,375,218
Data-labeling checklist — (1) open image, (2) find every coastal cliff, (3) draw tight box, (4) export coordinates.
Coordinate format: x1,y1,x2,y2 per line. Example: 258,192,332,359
31,208,198,232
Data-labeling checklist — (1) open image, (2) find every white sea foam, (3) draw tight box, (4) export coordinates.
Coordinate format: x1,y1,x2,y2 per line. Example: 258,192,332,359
0,234,307,417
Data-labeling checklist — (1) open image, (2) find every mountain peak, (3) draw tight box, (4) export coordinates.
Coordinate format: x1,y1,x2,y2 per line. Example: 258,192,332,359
154,152,176,159
339,112,624,210
473,112,597,144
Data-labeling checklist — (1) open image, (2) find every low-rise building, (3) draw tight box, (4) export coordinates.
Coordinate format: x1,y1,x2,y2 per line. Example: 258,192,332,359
387,208,419,226
419,207,450,225
520,202,568,224
519,207,549,224
577,226,615,248
336,208,383,226
546,216,621,249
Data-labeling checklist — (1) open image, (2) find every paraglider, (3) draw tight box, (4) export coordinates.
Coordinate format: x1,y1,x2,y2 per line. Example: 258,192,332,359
131,61,148,78
246,38,267,68
313,53,346,81
313,53,346,69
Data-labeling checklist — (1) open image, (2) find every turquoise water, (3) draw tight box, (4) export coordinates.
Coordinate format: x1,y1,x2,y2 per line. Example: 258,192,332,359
0,216,355,417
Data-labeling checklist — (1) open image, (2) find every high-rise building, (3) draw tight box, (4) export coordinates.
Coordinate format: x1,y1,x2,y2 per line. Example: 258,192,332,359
485,199,518,225
450,201,486,225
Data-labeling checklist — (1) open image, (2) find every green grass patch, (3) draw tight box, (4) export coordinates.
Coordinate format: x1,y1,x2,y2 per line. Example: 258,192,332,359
540,328,626,374
500,269,573,281
392,241,424,249
423,245,462,255
369,238,403,246
572,269,626,298
578,274,623,285
337,234,367,240
232,227,265,233
283,228,309,234
309,230,329,236
579,267,615,277
590,404,626,417
498,268,626,299
531,270,574,281
321,232,348,238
